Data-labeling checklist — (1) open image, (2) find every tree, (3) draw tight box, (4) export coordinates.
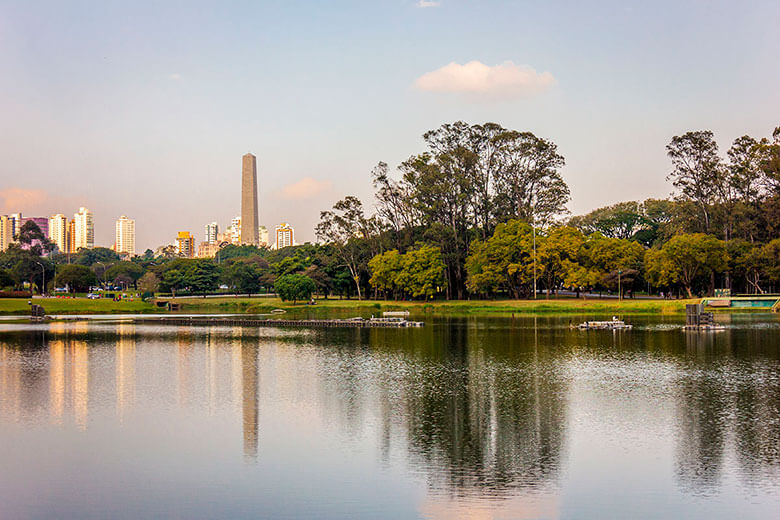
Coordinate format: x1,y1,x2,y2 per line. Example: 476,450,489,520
138,272,160,294
105,261,144,288
666,130,725,232
397,246,447,299
185,260,220,296
584,235,645,294
55,264,97,293
222,261,262,295
537,226,585,296
569,202,645,240
368,249,404,299
466,220,535,298
316,196,374,300
0,268,16,289
72,247,120,266
656,233,728,297
274,274,316,304
161,269,186,297
16,220,55,256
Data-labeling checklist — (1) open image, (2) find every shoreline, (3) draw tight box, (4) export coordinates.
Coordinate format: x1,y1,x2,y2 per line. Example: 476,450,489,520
0,296,773,317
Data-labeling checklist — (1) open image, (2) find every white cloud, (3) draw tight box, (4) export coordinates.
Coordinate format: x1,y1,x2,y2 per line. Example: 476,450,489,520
413,60,555,98
416,0,441,7
279,177,332,200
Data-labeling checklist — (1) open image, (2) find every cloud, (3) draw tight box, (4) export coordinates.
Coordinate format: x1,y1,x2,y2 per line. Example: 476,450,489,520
413,60,555,98
279,177,332,200
416,0,441,7
0,188,49,214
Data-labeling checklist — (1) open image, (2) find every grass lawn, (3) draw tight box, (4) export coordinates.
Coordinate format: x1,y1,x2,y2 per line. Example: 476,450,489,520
1,295,756,317
0,297,156,315
169,295,697,315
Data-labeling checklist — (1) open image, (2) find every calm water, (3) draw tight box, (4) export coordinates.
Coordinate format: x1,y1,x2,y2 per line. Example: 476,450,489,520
0,314,778,519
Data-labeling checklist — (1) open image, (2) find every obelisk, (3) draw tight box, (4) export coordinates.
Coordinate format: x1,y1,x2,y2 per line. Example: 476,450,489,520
241,153,259,246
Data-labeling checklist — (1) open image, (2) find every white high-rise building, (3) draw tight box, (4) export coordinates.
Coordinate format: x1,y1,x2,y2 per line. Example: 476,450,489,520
115,216,135,257
274,222,294,250
229,216,241,245
9,213,22,239
205,222,219,244
74,207,94,251
48,214,69,253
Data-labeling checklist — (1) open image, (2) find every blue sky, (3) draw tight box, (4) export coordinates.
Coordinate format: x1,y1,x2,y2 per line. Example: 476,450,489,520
1,0,778,250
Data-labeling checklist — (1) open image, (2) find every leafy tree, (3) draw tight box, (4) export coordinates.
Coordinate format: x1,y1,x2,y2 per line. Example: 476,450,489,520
0,245,55,293
16,220,55,256
466,220,535,298
185,260,220,296
584,235,645,294
762,238,780,289
274,274,316,304
368,250,404,299
222,261,262,295
138,272,160,294
54,264,97,293
217,244,265,262
105,261,144,288
316,196,375,300
655,233,728,297
72,247,120,266
160,269,186,296
397,245,446,299
666,130,725,232
569,201,645,240
0,268,16,289
537,226,585,296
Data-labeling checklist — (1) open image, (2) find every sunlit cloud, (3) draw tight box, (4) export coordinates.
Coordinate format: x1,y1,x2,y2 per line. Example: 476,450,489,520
416,0,441,7
279,177,332,200
413,60,555,98
0,188,49,214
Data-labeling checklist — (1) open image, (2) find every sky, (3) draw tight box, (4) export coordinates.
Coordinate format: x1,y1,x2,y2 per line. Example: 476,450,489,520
1,0,779,251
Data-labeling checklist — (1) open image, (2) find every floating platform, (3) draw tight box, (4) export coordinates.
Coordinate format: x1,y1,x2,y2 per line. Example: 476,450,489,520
576,319,632,330
683,324,726,331
131,316,424,329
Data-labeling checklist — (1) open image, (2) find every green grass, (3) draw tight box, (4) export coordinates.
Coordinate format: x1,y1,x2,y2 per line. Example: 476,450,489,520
171,295,696,315
0,297,156,315
1,295,767,317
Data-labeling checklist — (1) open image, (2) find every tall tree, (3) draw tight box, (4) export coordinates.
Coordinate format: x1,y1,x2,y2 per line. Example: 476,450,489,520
666,130,725,232
316,196,373,300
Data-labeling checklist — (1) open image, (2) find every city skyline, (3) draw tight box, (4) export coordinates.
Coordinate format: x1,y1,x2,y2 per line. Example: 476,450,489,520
2,2,778,251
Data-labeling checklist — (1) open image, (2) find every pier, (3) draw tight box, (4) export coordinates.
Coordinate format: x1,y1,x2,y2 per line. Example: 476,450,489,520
130,316,424,329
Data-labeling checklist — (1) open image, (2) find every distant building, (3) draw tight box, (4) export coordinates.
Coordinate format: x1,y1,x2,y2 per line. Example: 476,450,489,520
227,216,241,245
274,222,294,250
176,231,195,258
49,214,69,253
241,153,259,245
197,241,224,258
205,222,219,244
259,225,269,247
115,216,136,257
67,219,76,255
74,207,94,251
0,216,12,252
8,213,22,239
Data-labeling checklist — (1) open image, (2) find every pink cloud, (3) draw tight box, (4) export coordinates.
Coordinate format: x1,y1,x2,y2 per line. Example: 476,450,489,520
0,188,49,214
279,177,332,200
413,60,555,98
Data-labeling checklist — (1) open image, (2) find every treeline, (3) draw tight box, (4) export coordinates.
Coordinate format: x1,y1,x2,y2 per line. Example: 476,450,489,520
1,121,778,301
315,122,780,299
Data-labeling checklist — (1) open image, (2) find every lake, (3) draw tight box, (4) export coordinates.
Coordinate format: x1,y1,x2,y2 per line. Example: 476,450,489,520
0,314,778,519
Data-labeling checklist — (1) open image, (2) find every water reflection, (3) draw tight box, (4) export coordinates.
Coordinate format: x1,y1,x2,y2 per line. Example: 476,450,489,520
0,317,777,519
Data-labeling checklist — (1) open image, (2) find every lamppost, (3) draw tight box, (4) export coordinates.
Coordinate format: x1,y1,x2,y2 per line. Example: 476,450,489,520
95,261,106,289
34,261,45,296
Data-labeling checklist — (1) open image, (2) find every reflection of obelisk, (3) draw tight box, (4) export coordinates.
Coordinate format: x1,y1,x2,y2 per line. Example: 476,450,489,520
241,153,259,246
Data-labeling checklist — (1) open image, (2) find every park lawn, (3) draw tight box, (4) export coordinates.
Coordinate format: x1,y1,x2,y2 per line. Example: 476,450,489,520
0,297,156,315
170,295,697,315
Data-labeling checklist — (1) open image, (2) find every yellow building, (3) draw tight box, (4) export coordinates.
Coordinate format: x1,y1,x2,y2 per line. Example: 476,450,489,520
176,231,195,258
49,214,69,254
0,215,12,252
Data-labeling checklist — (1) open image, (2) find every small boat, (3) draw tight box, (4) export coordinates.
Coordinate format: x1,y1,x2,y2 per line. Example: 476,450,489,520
576,317,633,330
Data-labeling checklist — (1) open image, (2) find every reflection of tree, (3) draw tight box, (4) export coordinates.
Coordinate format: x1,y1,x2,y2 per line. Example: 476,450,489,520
386,319,567,496
674,373,727,494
